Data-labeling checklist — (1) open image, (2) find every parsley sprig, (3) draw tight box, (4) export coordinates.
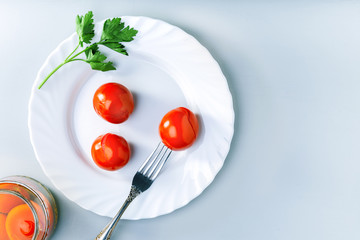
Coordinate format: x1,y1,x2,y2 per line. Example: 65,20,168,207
38,11,138,89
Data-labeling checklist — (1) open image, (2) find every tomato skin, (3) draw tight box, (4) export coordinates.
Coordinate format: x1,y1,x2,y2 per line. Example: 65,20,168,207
5,204,35,240
0,193,25,214
91,133,131,171
159,107,199,151
93,82,134,124
0,213,10,240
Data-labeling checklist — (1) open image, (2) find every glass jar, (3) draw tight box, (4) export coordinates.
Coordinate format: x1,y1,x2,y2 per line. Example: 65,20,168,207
0,175,58,240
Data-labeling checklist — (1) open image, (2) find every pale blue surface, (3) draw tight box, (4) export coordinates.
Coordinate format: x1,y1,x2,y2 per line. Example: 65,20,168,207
1,1,360,239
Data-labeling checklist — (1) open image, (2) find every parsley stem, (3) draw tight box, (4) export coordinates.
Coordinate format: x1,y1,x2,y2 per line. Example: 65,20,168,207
38,44,92,89
68,47,87,61
38,61,67,89
65,43,80,61
68,58,88,63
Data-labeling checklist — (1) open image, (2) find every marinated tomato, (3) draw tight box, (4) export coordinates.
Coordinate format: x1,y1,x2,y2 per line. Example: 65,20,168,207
91,133,131,171
5,204,36,240
159,107,199,150
93,82,134,124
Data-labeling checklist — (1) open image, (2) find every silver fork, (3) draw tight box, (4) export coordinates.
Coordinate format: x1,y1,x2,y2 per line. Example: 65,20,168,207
95,142,172,240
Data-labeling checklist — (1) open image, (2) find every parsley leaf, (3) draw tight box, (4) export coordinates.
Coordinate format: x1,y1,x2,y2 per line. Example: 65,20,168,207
84,44,99,58
88,61,116,71
85,48,107,63
100,42,128,55
84,44,116,71
38,11,138,89
116,26,138,42
76,11,95,47
101,18,138,42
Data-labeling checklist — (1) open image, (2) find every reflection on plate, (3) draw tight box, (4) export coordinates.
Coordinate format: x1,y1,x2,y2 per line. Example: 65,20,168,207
28,16,234,219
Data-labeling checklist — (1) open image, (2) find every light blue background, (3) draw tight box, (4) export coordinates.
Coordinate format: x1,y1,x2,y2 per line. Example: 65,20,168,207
1,0,360,239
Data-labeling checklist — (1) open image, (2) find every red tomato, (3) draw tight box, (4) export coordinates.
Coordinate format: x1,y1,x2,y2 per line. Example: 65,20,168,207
93,82,134,124
159,107,199,150
91,133,131,171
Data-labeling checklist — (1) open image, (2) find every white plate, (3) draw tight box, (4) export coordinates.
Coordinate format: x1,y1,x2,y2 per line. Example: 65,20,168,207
28,16,234,220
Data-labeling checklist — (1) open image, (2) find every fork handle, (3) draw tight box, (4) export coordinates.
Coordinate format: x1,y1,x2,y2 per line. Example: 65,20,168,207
95,186,141,240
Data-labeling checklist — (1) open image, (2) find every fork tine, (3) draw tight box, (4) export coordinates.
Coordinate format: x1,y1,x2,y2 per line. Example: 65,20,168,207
138,142,172,180
149,148,171,180
138,142,162,174
144,144,167,177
